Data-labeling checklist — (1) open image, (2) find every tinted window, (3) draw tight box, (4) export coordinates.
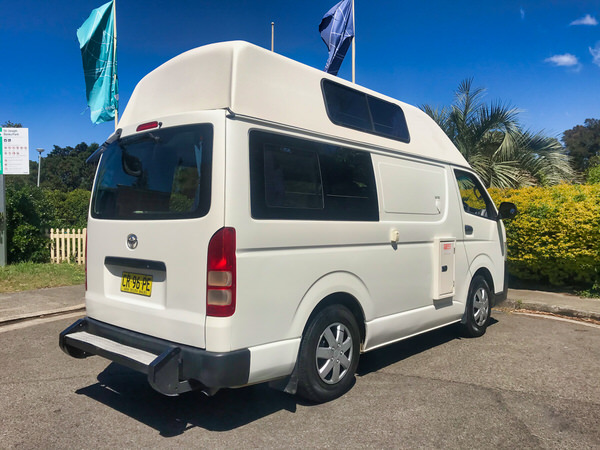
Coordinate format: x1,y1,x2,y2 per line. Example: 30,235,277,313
263,144,323,209
91,124,212,220
322,79,410,143
368,96,410,140
250,131,379,221
321,82,371,131
454,170,497,220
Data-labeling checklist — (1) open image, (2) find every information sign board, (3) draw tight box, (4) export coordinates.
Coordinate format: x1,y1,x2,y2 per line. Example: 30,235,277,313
0,128,30,175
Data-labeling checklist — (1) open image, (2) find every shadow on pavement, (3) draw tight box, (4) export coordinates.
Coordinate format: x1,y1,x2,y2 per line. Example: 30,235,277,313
358,317,498,376
76,317,499,436
76,363,298,436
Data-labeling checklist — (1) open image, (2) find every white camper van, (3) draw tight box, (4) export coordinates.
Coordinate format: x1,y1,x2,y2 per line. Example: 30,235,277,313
60,41,517,403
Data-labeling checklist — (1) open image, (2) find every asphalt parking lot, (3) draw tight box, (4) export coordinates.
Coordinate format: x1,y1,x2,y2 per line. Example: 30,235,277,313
1,310,599,448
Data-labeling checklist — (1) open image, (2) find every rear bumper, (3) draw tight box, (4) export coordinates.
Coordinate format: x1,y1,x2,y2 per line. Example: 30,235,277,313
59,317,250,396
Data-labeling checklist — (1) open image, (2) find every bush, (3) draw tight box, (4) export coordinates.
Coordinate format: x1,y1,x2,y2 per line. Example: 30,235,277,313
6,186,90,263
587,165,600,184
6,185,54,263
489,184,600,286
46,189,90,228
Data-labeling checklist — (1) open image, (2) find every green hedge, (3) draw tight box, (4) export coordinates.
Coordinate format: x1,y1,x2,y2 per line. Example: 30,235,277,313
489,184,600,286
6,186,90,264
5,183,600,286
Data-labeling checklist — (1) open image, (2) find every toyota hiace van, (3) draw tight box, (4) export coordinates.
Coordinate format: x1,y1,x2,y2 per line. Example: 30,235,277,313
60,41,517,403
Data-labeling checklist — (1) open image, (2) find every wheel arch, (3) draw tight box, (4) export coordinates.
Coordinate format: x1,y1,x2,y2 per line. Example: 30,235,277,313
461,266,494,325
468,254,502,295
290,271,372,345
302,292,366,345
270,272,370,397
472,267,495,295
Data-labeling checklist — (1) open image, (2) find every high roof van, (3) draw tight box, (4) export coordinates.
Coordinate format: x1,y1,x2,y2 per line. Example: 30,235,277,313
60,41,517,403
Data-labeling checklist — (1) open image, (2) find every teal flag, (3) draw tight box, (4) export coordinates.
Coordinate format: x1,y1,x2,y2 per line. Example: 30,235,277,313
77,0,118,124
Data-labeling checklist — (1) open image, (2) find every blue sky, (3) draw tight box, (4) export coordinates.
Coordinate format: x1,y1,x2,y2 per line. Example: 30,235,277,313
1,0,599,162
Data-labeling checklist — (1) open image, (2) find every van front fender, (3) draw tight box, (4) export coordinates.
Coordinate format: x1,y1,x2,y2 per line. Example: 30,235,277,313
468,253,503,294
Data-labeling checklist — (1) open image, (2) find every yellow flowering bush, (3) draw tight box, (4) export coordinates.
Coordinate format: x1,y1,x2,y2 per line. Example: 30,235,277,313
489,185,600,286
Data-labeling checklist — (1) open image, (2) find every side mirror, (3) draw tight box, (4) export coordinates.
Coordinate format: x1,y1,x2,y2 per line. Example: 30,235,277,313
497,202,518,220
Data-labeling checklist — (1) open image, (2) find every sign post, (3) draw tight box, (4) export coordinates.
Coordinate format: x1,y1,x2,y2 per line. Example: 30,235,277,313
0,127,30,266
0,173,5,267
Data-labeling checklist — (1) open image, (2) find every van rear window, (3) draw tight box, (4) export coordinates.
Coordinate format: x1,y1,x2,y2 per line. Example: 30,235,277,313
250,131,379,221
91,124,212,220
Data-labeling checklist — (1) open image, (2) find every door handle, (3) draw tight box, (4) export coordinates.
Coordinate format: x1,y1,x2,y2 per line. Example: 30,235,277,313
465,225,474,235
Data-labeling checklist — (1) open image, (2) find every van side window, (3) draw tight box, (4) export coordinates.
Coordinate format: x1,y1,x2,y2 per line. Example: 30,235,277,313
454,170,497,220
263,145,323,209
322,79,410,143
250,131,379,221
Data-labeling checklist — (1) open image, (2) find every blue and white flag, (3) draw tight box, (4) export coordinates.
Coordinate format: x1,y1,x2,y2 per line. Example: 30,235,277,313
77,0,118,124
319,0,354,76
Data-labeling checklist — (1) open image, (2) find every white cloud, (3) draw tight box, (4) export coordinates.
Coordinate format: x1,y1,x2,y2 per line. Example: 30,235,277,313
520,7,525,20
590,43,600,67
569,14,598,26
544,53,580,67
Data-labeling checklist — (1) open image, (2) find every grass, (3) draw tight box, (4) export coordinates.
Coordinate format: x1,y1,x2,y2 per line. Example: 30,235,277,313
0,262,85,293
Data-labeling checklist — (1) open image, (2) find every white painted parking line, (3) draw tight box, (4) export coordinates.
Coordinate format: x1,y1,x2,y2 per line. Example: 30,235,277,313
512,311,600,329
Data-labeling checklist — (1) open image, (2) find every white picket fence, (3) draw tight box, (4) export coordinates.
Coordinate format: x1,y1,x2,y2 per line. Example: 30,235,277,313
49,228,87,265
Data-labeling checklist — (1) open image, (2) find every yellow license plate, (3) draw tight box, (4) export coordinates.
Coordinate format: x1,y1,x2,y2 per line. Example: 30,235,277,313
121,272,153,297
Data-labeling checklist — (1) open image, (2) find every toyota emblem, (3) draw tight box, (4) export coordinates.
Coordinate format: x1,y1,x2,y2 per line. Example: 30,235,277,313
127,234,138,250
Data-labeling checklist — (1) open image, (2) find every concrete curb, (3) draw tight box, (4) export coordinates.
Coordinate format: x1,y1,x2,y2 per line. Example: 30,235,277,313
497,299,600,322
0,304,85,326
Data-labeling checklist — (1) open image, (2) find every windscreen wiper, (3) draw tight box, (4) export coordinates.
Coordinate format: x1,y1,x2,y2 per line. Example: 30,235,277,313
86,128,122,164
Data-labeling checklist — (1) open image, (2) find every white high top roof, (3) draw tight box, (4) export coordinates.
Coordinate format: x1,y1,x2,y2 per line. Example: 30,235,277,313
119,41,469,167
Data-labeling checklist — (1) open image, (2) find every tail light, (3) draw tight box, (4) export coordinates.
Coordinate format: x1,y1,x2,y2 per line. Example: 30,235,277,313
206,227,236,317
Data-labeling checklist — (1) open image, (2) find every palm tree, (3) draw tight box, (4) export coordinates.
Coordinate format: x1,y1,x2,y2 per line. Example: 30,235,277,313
421,78,574,188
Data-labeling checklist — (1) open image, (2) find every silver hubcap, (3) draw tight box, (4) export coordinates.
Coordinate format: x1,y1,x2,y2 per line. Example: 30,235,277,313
473,287,490,326
315,322,353,384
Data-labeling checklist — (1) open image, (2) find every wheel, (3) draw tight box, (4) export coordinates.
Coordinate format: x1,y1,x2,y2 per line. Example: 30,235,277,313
461,275,492,337
296,305,360,403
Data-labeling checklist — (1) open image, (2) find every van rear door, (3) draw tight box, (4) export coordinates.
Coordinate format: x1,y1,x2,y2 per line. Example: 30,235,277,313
85,117,225,350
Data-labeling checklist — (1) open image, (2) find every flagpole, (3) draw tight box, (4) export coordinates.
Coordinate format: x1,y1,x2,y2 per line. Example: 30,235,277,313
352,0,355,83
271,22,275,52
113,0,118,131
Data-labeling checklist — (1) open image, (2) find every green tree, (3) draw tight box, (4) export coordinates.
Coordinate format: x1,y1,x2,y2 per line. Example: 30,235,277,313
41,142,98,191
421,79,574,188
562,118,600,172
1,121,23,128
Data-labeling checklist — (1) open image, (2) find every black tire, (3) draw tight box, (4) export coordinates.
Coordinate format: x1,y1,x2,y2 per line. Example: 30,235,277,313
461,275,492,338
296,305,360,403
